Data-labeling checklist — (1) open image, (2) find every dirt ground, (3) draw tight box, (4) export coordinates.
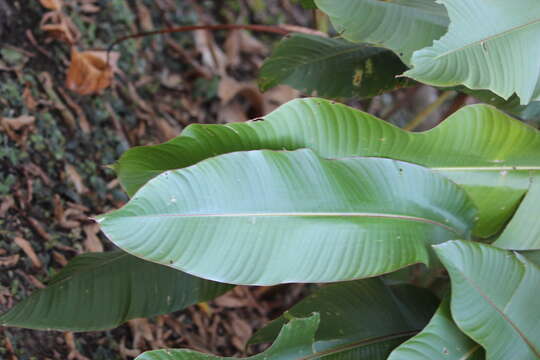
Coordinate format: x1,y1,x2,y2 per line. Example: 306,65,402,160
0,1,314,359
2,1,539,360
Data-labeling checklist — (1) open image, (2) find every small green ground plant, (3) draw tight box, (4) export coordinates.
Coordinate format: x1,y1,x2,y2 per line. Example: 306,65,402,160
2,1,540,359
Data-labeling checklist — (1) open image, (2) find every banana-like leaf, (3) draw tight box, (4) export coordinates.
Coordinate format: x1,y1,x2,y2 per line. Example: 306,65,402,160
115,99,540,237
137,314,319,360
459,89,540,123
259,33,410,98
249,278,438,359
434,241,540,360
494,179,540,250
388,297,484,360
521,250,540,267
0,251,232,331
314,0,449,63
99,149,476,285
406,1,540,105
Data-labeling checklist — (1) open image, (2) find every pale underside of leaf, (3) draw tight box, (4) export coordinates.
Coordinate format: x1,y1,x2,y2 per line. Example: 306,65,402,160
406,0,540,104
435,241,540,360
100,150,476,285
115,99,540,237
493,178,540,250
314,0,449,63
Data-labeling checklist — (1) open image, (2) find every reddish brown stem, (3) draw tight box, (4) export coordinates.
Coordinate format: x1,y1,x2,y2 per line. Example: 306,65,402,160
106,24,291,64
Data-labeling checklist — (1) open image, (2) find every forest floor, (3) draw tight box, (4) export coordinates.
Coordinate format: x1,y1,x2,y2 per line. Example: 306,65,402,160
0,1,314,359
4,1,539,360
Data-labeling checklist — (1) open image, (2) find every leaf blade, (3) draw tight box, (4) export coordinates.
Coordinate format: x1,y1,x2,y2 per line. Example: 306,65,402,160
259,33,410,98
250,278,438,359
100,149,476,285
116,99,540,237
137,314,320,360
406,1,540,104
388,297,485,360
434,241,540,360
314,0,449,63
0,251,232,331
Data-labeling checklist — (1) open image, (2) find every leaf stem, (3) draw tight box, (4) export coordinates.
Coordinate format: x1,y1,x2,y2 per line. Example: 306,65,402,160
404,90,455,131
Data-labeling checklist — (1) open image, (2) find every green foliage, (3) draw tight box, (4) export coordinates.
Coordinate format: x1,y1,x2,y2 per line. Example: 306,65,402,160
250,279,438,359
0,251,232,331
315,0,449,63
137,314,320,360
405,0,540,104
435,241,540,360
3,1,540,359
259,34,410,98
388,298,484,360
98,149,476,285
114,99,540,238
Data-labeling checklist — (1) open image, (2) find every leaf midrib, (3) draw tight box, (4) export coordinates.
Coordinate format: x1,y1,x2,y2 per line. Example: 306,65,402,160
300,330,418,360
456,264,540,357
434,17,540,60
275,43,375,68
105,212,461,235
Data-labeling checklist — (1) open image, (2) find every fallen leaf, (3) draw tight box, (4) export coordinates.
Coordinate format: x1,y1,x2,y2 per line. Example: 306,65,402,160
65,333,90,360
0,195,15,217
41,22,77,44
128,319,154,348
1,115,35,130
39,0,62,10
213,292,246,308
83,223,103,252
52,251,68,266
22,84,38,110
65,163,89,194
14,236,42,269
66,48,118,95
0,255,20,267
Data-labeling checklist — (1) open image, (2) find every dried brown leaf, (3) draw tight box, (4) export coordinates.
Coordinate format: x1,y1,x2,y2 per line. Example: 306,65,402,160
83,223,103,252
66,48,118,95
128,318,154,348
213,293,246,308
0,255,20,267
1,115,35,130
65,333,90,360
65,163,89,194
39,0,62,10
0,195,15,217
14,236,42,269
41,23,75,44
52,251,68,266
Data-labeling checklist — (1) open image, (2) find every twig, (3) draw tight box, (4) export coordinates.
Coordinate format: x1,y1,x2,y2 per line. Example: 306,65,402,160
403,90,455,131
106,24,292,65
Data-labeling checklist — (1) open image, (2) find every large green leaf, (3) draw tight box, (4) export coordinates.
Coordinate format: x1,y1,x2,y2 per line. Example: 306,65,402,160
459,88,540,123
494,179,540,250
115,99,540,237
388,297,484,360
434,241,540,360
249,278,438,359
493,179,540,250
258,33,410,98
99,149,476,285
137,314,319,360
0,251,232,331
406,1,540,105
314,0,449,63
